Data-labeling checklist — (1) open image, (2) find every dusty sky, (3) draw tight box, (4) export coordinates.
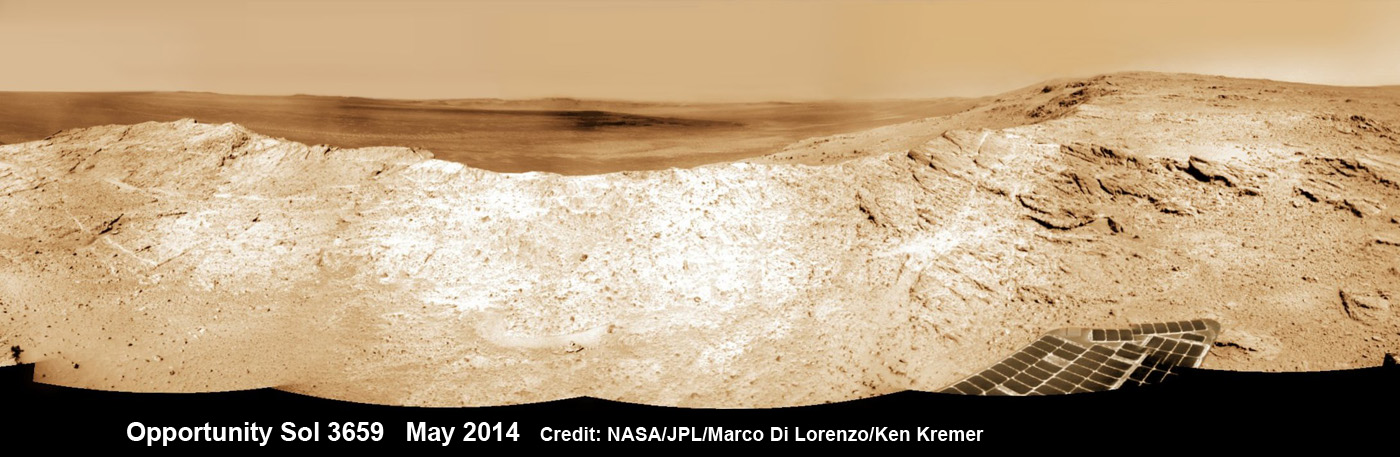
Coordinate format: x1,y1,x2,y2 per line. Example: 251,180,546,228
2,0,1398,101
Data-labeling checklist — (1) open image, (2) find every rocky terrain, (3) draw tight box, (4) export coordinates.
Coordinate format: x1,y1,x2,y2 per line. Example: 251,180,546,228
1,72,1396,407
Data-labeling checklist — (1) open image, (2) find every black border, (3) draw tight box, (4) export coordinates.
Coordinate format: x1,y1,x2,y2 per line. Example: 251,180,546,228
5,362,1396,451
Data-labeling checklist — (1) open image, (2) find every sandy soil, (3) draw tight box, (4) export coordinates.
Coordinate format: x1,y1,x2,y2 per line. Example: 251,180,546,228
0,72,1396,407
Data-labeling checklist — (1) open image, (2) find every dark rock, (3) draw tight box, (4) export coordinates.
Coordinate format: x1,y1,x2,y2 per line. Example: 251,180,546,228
1106,217,1125,234
1185,156,1239,187
1342,198,1384,217
1295,186,1324,202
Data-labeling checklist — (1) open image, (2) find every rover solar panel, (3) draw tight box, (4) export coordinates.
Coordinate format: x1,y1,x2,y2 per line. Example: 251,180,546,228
940,319,1220,396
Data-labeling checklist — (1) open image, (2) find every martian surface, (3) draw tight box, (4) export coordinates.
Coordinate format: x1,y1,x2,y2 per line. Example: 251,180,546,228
1,72,1397,407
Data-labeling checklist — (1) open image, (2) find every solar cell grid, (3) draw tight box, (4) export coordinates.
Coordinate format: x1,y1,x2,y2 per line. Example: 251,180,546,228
939,319,1220,396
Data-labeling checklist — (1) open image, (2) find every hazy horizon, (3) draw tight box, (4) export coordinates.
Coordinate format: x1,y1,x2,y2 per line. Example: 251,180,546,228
3,0,1399,102
5,69,1400,104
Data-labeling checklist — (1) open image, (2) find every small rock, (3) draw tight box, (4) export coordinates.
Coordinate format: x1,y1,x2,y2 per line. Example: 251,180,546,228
1186,156,1240,187
1385,353,1398,367
1155,199,1195,215
1295,186,1325,202
1212,329,1282,361
1343,198,1384,217
1106,217,1125,234
1339,289,1392,324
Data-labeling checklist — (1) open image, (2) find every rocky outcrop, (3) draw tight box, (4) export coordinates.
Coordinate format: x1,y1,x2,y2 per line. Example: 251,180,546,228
1340,289,1392,324
1027,79,1117,120
1185,156,1242,187
1297,178,1389,217
1017,193,1097,229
